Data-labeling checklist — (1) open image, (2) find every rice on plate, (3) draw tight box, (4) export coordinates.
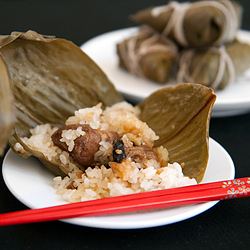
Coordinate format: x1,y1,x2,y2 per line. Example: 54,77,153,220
15,101,197,203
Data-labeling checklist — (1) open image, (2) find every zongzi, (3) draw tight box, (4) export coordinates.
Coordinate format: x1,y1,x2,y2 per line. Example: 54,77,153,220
131,0,242,48
177,40,250,90
117,26,177,83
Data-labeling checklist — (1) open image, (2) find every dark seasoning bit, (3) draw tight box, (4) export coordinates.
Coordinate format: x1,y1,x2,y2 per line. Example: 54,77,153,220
113,139,126,163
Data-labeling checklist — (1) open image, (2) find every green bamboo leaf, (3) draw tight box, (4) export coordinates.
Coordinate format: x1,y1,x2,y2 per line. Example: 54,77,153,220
138,83,216,182
0,30,123,174
0,57,15,155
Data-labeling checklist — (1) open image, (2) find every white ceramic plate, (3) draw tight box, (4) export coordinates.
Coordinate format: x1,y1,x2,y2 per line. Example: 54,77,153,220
81,27,250,117
2,138,234,229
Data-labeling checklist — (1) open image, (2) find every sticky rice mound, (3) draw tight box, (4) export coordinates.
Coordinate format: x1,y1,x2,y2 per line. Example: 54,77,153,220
15,102,197,203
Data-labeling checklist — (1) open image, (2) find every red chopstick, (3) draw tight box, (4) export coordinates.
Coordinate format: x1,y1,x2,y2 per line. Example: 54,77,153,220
0,177,249,226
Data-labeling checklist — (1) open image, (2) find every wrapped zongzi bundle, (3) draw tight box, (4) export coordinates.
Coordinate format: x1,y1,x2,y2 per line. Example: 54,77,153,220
177,40,250,90
131,0,242,48
117,26,177,83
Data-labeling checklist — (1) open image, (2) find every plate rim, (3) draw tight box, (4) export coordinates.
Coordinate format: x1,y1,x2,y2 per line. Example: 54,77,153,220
2,138,235,229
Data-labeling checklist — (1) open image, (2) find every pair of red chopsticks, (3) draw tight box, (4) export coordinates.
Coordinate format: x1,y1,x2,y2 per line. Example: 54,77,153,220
0,177,249,226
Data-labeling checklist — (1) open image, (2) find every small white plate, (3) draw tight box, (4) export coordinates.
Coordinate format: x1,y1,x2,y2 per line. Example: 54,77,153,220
2,138,234,229
81,27,250,117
